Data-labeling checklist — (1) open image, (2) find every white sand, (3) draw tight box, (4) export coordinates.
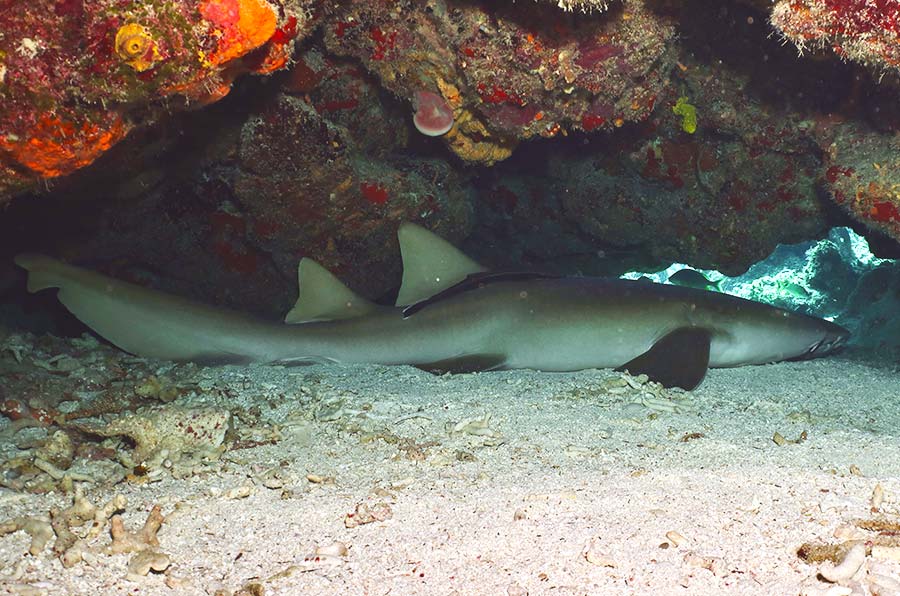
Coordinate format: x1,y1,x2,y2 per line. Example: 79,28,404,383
2,354,900,595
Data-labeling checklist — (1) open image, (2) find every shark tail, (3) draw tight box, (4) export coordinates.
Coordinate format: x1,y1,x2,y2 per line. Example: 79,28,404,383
14,253,264,363
15,253,69,294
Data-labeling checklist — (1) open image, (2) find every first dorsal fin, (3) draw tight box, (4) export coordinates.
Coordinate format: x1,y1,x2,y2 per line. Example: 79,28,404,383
395,222,486,306
285,258,377,324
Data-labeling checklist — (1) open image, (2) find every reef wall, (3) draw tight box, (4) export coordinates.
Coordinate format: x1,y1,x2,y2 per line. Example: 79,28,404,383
1,0,899,317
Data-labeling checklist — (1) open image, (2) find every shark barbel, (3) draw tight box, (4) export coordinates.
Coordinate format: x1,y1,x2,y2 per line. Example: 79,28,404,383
14,223,849,389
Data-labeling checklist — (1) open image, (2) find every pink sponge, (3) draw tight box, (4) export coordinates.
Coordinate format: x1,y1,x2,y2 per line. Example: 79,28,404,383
413,90,454,137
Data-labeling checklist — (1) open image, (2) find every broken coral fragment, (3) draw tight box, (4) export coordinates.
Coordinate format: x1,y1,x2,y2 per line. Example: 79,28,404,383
344,501,393,528
0,516,54,556
413,90,455,137
107,504,165,554
49,485,127,567
127,549,172,577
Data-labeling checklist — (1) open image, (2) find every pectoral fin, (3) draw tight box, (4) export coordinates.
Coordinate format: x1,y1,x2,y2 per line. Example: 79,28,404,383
616,327,711,390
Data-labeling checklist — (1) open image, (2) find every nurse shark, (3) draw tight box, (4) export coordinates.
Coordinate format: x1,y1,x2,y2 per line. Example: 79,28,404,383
15,223,849,390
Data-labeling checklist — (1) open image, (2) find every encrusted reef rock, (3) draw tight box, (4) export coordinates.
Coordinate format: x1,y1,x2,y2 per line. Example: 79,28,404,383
463,1,839,276
770,0,900,72
0,0,316,203
323,0,676,164
233,89,474,301
815,121,900,246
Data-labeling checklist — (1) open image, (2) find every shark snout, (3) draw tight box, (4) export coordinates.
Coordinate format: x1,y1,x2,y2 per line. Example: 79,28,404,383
806,324,850,357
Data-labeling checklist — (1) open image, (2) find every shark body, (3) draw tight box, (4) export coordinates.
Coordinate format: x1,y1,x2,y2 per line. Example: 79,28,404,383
15,223,849,389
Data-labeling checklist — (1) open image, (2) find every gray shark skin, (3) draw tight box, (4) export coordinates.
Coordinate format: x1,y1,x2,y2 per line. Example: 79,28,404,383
14,224,849,390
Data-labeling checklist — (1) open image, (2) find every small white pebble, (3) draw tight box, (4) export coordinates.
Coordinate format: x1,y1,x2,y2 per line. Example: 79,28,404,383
799,586,852,596
583,539,616,567
683,553,728,577
223,485,254,500
870,573,900,592
315,541,348,557
666,530,687,547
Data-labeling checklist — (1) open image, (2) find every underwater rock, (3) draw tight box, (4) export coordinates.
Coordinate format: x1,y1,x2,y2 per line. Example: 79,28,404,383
802,238,860,314
33,430,75,471
0,47,474,317
841,263,900,354
1,0,898,321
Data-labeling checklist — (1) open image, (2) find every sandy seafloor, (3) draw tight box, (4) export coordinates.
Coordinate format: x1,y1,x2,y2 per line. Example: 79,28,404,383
1,337,900,595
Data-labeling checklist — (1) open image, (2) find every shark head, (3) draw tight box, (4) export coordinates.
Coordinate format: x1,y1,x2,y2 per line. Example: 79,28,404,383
789,319,850,360
699,292,851,368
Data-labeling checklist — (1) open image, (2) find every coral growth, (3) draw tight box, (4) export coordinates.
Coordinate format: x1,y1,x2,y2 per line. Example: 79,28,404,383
114,23,160,72
199,0,278,67
413,90,455,137
672,96,697,134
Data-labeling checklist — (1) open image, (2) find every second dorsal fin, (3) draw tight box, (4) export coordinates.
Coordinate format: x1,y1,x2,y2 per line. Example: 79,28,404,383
285,258,377,324
395,222,486,306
